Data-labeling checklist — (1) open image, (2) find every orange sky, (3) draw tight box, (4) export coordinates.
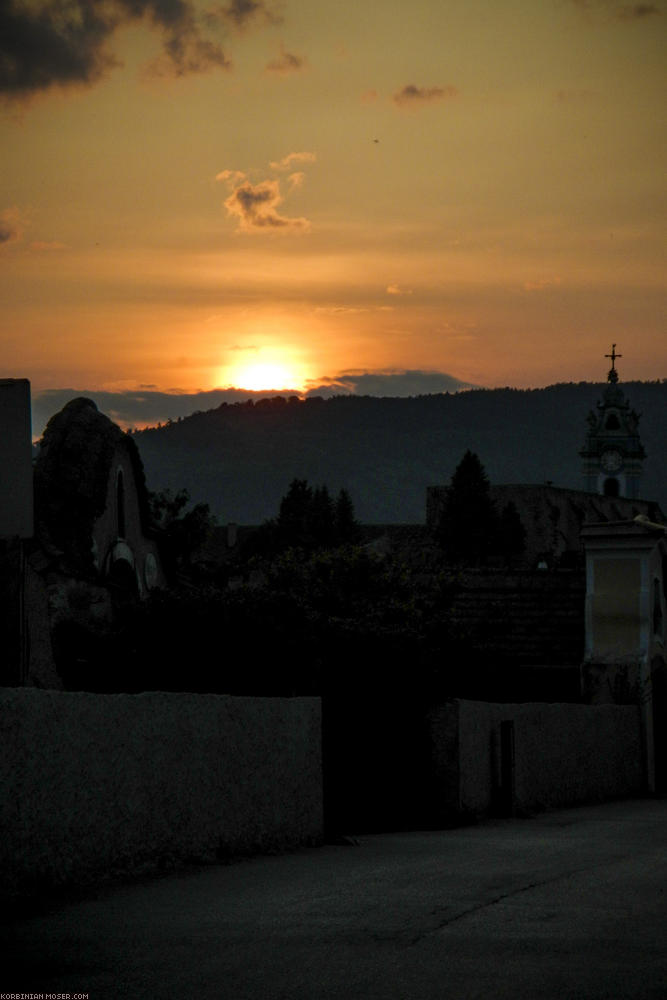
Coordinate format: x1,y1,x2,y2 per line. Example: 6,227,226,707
1,0,665,409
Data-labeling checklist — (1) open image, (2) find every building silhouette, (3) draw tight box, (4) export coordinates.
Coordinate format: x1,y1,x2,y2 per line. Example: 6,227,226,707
580,345,646,498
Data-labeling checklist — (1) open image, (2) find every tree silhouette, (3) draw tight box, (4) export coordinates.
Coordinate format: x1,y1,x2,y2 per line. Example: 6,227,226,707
437,450,497,564
334,488,360,544
277,478,316,548
149,488,214,576
273,479,360,552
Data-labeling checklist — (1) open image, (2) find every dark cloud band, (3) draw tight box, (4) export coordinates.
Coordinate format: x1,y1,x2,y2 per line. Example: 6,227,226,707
0,0,237,99
32,372,474,435
221,0,281,30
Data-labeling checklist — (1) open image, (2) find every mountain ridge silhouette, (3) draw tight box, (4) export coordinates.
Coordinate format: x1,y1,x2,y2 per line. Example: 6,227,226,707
132,381,667,524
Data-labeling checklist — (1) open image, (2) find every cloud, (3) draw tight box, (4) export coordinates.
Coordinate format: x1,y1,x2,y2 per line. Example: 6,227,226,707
314,306,371,315
29,240,67,251
523,276,562,291
361,89,379,104
217,156,315,231
0,225,17,245
266,43,306,74
0,207,64,249
0,206,23,245
567,0,661,18
144,34,231,80
32,386,300,435
215,168,247,185
393,84,458,108
269,151,317,170
215,0,282,30
616,3,661,17
32,372,476,435
0,0,232,100
223,178,310,232
304,370,475,398
386,284,413,296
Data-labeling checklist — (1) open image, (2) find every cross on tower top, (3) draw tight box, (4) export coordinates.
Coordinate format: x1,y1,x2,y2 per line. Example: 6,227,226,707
605,344,622,383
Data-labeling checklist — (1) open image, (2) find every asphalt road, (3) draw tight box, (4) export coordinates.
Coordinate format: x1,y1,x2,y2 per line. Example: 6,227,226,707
3,798,667,999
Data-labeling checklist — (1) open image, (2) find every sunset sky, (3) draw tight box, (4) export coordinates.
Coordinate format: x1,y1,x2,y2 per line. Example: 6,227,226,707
1,0,665,429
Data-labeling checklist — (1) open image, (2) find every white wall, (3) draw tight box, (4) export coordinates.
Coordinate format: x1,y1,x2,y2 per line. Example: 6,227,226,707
432,699,643,817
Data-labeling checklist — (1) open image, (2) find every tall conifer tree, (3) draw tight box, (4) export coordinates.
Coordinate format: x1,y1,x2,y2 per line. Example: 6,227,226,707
438,450,496,563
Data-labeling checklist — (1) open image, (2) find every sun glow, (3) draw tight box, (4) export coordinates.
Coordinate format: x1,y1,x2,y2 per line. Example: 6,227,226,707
228,360,307,392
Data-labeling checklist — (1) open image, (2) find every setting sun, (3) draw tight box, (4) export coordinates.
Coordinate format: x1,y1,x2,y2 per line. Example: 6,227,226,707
227,361,306,393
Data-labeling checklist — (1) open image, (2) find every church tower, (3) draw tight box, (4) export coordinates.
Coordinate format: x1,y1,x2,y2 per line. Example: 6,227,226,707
580,346,646,498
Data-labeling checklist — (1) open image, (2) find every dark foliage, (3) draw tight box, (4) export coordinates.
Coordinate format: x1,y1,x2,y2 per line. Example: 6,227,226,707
243,478,361,558
54,535,462,696
437,450,496,563
148,487,215,578
436,452,526,565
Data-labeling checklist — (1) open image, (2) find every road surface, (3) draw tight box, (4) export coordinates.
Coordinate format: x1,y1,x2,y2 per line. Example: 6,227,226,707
3,798,666,999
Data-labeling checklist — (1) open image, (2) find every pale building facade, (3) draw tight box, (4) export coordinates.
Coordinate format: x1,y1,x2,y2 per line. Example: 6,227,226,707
581,517,667,791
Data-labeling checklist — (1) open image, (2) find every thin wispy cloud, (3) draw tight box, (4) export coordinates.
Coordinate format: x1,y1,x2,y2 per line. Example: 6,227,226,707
269,152,317,170
314,306,371,315
0,207,23,245
0,206,66,250
393,84,458,108
215,168,247,185
616,3,661,17
523,276,562,292
266,44,306,75
567,0,661,18
29,240,67,252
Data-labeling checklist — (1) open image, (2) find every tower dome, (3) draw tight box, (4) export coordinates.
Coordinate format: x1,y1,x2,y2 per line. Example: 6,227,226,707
580,345,645,498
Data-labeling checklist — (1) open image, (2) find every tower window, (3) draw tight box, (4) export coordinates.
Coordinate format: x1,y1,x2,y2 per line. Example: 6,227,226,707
117,469,126,538
603,477,619,497
605,413,620,430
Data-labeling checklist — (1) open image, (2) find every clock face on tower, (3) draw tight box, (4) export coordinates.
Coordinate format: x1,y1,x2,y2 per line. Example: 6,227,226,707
601,449,623,473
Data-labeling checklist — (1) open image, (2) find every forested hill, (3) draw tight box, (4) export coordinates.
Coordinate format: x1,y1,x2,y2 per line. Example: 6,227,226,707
132,381,667,524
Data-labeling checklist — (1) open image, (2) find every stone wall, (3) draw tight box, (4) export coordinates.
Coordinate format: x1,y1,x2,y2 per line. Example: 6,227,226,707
1,689,323,896
431,699,644,818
